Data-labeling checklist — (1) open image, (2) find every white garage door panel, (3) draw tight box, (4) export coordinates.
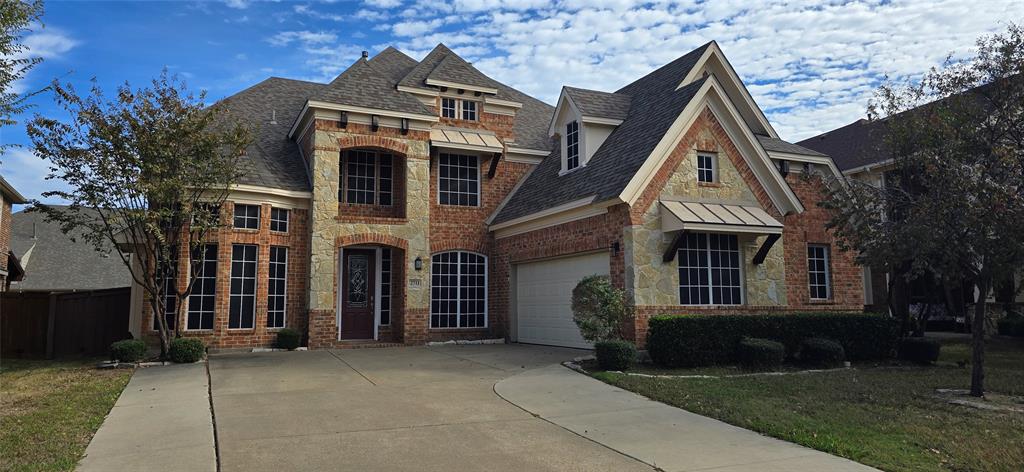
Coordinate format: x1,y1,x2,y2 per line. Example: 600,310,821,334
515,252,609,349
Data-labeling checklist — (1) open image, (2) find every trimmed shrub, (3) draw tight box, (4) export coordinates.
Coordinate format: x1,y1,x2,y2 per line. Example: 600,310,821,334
276,328,302,350
736,338,785,370
898,337,942,364
646,312,898,367
110,339,147,362
799,338,846,367
594,340,637,371
997,317,1024,337
572,275,631,343
169,338,206,363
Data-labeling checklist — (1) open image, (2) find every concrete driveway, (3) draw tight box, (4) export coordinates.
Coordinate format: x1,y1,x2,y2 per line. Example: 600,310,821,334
208,344,652,472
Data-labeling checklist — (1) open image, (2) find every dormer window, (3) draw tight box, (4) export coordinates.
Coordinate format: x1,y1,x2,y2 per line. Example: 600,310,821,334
565,120,580,171
441,98,456,119
697,153,716,183
461,100,478,121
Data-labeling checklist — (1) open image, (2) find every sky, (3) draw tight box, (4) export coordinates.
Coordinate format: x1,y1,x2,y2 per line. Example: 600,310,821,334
2,0,1022,205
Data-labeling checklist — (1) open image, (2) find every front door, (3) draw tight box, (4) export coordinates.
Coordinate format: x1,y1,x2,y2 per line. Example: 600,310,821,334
341,249,375,340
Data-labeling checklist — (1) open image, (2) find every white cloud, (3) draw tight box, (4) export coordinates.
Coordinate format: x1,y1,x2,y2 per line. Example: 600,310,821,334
0,148,68,205
8,27,78,94
364,0,402,8
265,30,338,47
224,0,249,9
377,0,1023,141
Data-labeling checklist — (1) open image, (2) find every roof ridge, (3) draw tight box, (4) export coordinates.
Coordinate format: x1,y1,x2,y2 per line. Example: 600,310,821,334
616,41,712,95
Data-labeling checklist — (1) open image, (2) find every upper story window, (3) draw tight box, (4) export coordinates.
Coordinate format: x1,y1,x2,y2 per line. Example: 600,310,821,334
438,153,479,206
807,244,832,300
441,98,457,119
340,150,393,206
269,208,289,233
565,120,580,171
697,153,716,183
233,204,260,230
461,100,478,121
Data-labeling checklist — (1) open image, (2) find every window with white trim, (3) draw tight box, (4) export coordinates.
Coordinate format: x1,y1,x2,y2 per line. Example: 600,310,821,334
340,149,394,206
270,208,289,233
697,153,716,183
461,100,478,121
565,120,580,171
807,244,831,300
678,233,742,305
187,244,217,330
380,248,392,326
229,244,257,329
233,204,260,229
441,97,456,119
438,153,479,206
430,251,487,328
267,246,287,329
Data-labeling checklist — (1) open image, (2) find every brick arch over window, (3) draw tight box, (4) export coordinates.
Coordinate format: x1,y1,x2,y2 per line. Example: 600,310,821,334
430,239,488,255
335,233,409,250
337,135,409,156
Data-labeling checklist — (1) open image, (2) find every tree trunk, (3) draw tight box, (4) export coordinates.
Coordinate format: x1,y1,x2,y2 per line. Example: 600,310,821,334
970,275,989,397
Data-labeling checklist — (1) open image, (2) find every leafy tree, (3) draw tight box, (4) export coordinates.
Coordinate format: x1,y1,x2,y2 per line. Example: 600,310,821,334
823,24,1024,396
27,71,252,358
571,275,631,342
1,0,45,157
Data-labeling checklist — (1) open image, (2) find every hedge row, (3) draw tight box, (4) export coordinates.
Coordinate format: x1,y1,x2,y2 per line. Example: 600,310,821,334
646,312,899,367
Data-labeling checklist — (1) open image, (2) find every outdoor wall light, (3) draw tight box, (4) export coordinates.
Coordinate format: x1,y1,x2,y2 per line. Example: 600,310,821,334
414,256,423,271
371,114,380,132
400,118,409,135
339,111,348,128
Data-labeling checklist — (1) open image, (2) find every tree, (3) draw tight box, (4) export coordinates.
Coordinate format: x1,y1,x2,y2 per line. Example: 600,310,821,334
1,0,45,157
822,24,1024,396
571,275,631,342
27,71,252,358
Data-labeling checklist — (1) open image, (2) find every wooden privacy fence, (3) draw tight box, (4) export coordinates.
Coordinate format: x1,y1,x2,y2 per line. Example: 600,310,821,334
1,287,131,358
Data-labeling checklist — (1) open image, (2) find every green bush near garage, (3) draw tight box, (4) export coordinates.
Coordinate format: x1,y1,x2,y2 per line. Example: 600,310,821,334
646,312,898,367
736,337,785,370
594,340,637,371
799,337,846,368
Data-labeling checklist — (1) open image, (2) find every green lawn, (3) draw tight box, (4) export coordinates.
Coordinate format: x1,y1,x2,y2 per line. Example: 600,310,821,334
0,358,132,472
594,337,1024,472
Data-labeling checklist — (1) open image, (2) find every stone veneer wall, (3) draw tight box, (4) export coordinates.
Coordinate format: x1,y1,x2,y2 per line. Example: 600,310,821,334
307,121,433,348
624,107,787,309
142,201,310,349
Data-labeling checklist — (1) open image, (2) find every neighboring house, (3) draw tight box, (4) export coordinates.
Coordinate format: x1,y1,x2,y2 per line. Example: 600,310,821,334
797,88,1024,313
0,176,28,291
8,207,133,293
142,41,863,350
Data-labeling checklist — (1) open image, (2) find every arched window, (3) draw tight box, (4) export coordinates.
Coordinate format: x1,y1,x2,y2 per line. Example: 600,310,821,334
430,251,487,328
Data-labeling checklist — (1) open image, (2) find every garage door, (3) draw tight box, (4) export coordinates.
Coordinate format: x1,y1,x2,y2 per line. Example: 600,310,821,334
515,252,609,349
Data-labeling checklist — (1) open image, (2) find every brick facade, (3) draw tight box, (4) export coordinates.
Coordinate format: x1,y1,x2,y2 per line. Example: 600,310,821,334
142,201,310,349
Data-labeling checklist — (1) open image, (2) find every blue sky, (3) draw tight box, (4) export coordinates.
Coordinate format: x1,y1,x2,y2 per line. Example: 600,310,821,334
3,0,1023,205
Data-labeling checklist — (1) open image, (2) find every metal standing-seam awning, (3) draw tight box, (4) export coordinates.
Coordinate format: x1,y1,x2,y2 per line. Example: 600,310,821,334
659,200,784,264
430,128,504,154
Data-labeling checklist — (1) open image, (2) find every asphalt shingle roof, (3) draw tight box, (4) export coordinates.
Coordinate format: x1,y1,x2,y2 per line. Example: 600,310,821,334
366,46,418,83
426,53,504,90
756,135,828,157
796,119,890,171
493,42,713,224
9,207,132,292
563,86,632,121
220,77,324,191
315,58,435,116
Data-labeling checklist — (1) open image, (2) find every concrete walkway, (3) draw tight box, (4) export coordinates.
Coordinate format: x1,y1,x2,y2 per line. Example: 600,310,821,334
77,363,216,472
495,364,878,472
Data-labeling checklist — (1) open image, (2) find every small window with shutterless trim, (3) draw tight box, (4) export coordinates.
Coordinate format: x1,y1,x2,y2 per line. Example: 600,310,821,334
697,153,716,183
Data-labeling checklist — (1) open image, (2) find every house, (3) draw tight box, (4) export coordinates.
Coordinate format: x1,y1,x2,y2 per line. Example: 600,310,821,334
797,91,1024,315
139,41,864,350
0,176,28,291
8,207,133,293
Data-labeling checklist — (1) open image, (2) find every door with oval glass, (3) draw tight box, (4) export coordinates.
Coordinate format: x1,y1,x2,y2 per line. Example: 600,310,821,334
341,249,375,340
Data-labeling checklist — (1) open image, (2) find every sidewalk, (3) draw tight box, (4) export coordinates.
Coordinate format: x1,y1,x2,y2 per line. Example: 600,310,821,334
77,363,216,472
495,364,877,472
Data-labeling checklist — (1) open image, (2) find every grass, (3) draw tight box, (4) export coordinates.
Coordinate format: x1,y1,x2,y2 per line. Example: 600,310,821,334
594,337,1024,472
0,358,132,472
